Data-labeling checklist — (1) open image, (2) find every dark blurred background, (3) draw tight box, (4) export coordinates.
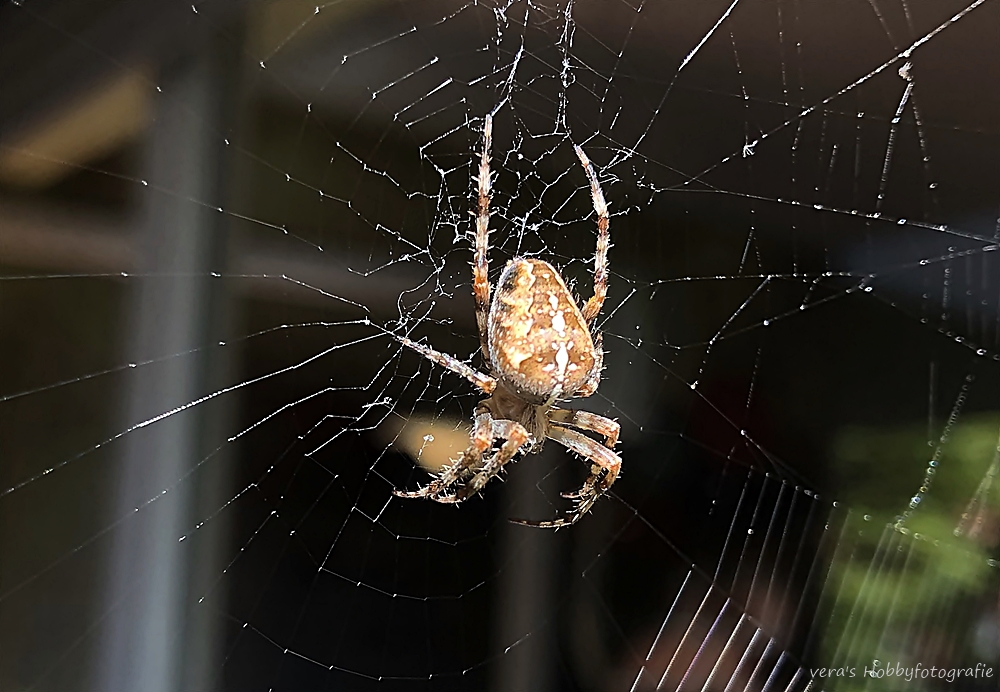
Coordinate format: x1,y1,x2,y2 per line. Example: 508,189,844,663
1,0,999,690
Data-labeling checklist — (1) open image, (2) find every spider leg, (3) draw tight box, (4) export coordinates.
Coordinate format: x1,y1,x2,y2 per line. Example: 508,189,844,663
548,408,619,449
510,425,621,528
396,335,496,394
570,332,603,399
437,419,531,503
574,145,610,327
547,409,620,497
394,408,494,499
473,115,493,368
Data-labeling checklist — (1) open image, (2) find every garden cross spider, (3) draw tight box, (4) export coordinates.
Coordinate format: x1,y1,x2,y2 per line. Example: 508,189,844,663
393,114,620,527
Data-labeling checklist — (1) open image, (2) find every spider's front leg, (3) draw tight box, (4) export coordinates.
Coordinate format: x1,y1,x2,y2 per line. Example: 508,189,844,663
510,425,621,528
548,408,619,449
439,419,531,503
548,408,620,500
394,408,495,500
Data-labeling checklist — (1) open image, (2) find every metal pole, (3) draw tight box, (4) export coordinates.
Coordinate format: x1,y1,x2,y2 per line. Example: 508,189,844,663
94,42,235,692
494,450,560,692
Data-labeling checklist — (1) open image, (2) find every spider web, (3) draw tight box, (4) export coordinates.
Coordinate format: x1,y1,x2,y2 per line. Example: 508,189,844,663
1,0,999,690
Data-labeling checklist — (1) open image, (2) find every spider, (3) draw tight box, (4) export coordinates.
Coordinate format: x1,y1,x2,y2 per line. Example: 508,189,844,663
393,114,620,528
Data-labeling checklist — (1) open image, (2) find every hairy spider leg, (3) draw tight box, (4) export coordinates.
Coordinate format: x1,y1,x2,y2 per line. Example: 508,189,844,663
394,408,495,499
548,408,620,448
396,336,496,394
437,419,531,503
574,145,610,326
548,408,620,499
572,332,604,398
510,425,621,528
473,115,493,367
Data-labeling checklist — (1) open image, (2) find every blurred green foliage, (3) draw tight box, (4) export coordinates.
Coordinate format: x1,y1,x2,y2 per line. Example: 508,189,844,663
814,414,1000,689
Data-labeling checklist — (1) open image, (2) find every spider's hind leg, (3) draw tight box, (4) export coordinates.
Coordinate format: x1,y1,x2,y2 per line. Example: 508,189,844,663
473,115,494,367
574,145,610,326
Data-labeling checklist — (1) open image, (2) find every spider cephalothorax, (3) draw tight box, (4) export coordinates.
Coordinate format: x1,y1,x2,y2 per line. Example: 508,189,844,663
393,114,620,527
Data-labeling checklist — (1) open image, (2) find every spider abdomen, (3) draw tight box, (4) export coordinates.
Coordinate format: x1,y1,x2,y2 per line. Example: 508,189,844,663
488,258,597,404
